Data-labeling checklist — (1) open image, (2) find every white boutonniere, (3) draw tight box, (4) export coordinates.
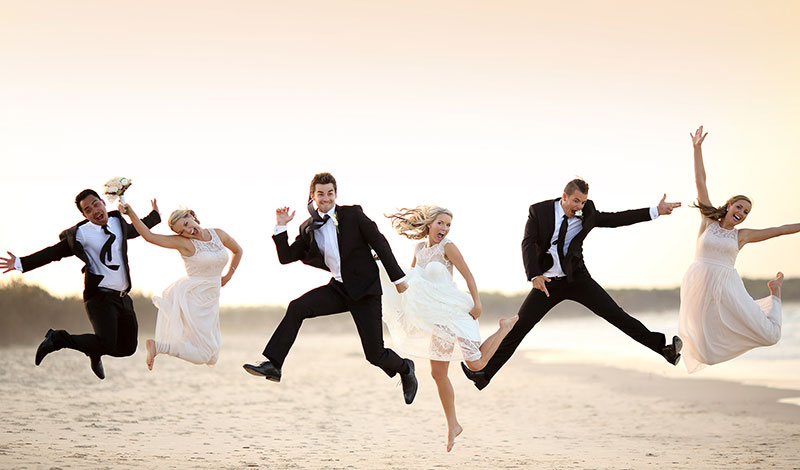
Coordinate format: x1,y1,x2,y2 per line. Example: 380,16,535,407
332,213,339,233
575,210,583,219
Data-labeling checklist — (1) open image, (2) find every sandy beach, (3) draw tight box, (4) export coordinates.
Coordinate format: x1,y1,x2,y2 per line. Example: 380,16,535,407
1,329,799,470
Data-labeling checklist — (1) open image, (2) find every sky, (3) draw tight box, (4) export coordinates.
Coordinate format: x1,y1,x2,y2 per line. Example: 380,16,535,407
1,1,799,306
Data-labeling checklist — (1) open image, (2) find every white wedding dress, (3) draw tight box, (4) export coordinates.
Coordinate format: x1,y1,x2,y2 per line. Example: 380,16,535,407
381,239,482,362
153,228,228,365
678,222,781,373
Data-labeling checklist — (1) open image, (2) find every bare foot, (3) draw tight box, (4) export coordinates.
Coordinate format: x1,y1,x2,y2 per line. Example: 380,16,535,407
146,339,157,371
446,424,463,452
768,272,784,298
499,314,519,332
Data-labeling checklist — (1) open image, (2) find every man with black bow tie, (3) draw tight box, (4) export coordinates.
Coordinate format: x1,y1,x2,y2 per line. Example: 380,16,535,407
0,189,161,379
462,178,683,390
243,172,418,405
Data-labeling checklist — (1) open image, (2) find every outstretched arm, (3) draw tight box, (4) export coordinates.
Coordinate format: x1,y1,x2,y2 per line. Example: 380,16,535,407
738,223,800,248
121,204,193,256
691,125,712,207
216,228,243,287
444,242,482,319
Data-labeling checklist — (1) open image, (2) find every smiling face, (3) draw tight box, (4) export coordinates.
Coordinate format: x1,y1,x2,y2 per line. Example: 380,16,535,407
78,194,109,226
427,213,452,245
311,183,337,214
724,198,752,227
171,215,203,239
561,189,588,218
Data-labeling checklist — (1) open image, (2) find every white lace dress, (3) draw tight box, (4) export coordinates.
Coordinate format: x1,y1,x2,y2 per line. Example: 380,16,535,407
381,239,482,362
153,228,228,365
678,222,781,373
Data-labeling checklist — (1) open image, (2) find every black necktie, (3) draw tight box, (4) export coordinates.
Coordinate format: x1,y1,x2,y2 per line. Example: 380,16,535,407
307,199,330,232
556,215,569,270
100,225,120,271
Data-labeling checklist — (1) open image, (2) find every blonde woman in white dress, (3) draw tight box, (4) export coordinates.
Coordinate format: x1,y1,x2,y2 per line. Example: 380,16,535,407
122,204,242,369
382,205,518,452
679,126,799,372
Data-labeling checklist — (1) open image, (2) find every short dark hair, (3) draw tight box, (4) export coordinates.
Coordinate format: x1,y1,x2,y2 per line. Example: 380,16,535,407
309,172,337,196
75,189,101,212
564,178,589,196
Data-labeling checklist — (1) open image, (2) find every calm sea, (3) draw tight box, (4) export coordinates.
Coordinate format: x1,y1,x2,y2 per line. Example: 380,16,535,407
495,302,800,394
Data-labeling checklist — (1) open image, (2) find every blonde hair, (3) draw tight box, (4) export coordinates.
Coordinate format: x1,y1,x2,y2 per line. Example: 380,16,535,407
386,205,453,240
691,195,752,221
168,209,200,232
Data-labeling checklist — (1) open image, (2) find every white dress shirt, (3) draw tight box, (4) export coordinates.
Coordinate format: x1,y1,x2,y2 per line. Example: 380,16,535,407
15,217,129,291
541,201,659,279
76,217,129,291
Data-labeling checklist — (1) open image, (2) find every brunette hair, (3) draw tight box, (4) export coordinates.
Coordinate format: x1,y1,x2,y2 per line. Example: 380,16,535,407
309,172,337,196
564,178,589,196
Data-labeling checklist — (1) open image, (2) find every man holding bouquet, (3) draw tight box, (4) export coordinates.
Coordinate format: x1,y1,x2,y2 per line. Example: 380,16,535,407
0,188,160,379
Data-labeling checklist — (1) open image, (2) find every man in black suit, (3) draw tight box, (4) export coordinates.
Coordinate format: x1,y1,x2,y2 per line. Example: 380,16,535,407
462,178,683,390
0,189,161,379
243,172,418,404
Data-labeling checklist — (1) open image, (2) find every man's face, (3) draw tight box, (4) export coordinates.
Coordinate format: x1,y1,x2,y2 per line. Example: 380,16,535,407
311,183,337,214
561,190,587,218
79,195,109,226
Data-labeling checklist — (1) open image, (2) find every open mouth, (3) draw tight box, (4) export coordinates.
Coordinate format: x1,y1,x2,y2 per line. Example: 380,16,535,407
733,214,742,222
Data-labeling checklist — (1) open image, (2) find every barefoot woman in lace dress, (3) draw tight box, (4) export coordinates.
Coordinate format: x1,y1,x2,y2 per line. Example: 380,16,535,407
123,205,242,369
679,126,800,372
382,205,518,452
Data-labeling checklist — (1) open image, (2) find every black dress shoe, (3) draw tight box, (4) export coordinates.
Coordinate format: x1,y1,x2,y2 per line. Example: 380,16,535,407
662,335,683,366
243,361,282,382
90,356,105,380
35,329,58,366
400,359,418,405
461,362,490,390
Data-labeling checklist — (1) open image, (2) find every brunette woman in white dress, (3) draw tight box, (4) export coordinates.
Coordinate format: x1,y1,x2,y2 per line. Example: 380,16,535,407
679,126,799,372
123,205,242,369
382,205,518,452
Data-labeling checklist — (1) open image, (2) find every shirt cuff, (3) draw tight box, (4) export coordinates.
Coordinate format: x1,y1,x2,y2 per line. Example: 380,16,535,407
273,225,288,236
649,207,659,220
14,257,23,272
392,276,407,285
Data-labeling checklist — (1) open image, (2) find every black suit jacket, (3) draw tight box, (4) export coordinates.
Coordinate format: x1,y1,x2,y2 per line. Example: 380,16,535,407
521,198,651,282
273,204,405,301
20,210,162,300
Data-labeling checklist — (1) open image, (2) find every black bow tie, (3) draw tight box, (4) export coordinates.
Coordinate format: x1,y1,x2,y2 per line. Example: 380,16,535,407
100,224,120,271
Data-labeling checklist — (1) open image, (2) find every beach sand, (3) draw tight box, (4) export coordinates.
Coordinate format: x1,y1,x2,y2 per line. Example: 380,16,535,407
1,331,799,469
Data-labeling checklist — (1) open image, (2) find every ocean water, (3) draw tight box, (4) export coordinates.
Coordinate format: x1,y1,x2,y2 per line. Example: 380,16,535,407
487,302,800,392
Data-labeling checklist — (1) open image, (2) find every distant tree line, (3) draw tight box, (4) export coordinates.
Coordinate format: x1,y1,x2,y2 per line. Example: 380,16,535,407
2,278,798,346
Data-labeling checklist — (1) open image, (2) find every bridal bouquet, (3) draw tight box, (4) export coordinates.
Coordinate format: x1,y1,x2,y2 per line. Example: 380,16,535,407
104,176,133,205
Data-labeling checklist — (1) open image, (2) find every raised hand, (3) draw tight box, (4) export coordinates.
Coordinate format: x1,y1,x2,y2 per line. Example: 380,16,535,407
657,194,681,215
690,125,708,148
151,198,159,214
276,206,295,225
0,251,17,273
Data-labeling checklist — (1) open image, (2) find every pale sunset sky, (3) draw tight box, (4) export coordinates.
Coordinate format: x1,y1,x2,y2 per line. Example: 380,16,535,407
1,1,799,306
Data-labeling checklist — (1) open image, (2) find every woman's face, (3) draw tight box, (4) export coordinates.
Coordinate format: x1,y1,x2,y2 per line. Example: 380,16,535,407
724,199,751,227
172,216,202,238
427,213,452,244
